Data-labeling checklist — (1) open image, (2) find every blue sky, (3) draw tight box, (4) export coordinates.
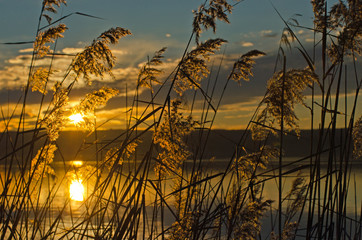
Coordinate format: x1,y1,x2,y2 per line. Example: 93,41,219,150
0,0,360,130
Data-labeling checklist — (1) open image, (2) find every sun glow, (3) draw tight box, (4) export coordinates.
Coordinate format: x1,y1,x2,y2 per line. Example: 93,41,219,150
69,179,84,201
69,113,84,125
71,160,83,167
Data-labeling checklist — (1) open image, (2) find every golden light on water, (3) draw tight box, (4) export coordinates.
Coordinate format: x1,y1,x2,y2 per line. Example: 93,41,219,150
69,113,84,125
69,179,84,201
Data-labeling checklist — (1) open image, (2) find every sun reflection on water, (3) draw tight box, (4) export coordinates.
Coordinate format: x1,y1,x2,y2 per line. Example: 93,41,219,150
69,179,84,201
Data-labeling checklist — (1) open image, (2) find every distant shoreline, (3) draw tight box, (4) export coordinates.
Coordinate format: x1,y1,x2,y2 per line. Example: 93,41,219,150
1,128,356,163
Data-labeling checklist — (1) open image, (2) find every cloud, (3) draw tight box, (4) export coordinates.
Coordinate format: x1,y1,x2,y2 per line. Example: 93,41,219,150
61,48,83,54
0,42,186,107
182,97,263,129
0,46,141,92
297,30,304,35
111,49,129,55
0,64,29,89
19,48,34,53
0,102,44,131
241,41,254,47
0,51,77,90
260,30,278,38
219,97,262,113
61,48,128,56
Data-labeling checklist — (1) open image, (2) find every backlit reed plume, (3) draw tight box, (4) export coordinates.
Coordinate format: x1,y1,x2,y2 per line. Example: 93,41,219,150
176,38,227,95
42,0,67,23
72,86,119,130
40,82,69,141
72,27,131,84
154,99,196,177
252,68,318,140
192,0,233,44
43,0,67,13
33,24,67,57
102,139,139,170
353,116,362,158
29,67,54,94
229,50,266,84
31,144,57,180
227,184,272,240
311,0,326,30
232,145,279,179
284,174,307,223
138,47,167,89
271,174,306,240
328,0,361,62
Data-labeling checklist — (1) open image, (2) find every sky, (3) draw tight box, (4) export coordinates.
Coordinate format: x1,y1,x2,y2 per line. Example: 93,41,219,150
0,0,360,130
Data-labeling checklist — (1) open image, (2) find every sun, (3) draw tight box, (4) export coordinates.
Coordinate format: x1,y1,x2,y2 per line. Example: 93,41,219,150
69,179,84,201
71,160,83,167
69,113,84,125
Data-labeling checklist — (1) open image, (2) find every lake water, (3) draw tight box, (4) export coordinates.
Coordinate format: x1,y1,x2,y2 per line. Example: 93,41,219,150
0,157,361,239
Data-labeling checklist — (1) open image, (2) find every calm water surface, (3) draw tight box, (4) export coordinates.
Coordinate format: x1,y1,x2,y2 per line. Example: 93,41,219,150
0,157,361,238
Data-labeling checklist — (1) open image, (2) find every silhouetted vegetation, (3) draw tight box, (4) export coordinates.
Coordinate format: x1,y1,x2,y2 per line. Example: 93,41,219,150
0,0,361,239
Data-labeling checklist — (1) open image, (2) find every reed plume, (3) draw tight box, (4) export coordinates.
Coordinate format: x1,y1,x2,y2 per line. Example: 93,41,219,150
72,27,131,84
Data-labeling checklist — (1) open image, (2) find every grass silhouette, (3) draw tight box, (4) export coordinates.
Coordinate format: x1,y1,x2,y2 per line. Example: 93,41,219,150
0,0,361,239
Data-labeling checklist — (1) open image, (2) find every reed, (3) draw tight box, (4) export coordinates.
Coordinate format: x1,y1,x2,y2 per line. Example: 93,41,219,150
0,0,360,239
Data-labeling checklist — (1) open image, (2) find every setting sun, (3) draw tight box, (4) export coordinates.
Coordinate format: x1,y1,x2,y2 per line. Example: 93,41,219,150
69,113,84,125
69,179,84,201
71,160,83,167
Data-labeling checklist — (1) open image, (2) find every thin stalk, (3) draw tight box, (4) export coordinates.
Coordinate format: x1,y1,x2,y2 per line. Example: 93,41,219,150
279,55,286,239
